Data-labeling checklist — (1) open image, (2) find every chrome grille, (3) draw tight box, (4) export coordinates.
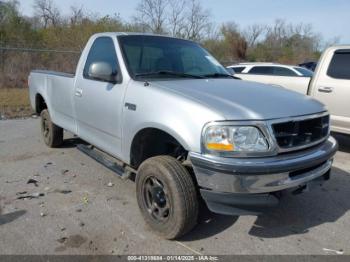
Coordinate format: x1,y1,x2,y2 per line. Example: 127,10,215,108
272,115,329,149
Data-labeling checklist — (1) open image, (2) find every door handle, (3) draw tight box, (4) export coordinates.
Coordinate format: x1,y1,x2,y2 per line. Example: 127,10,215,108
318,86,333,93
75,88,83,97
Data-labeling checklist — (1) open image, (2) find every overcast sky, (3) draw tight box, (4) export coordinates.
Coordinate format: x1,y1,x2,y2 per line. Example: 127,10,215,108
16,0,350,44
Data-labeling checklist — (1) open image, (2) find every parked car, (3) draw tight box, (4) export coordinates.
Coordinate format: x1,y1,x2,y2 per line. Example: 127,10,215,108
29,33,337,239
308,46,350,135
299,61,318,71
227,63,313,94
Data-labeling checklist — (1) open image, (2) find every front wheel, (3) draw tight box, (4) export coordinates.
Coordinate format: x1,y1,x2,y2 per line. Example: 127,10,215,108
40,109,63,148
136,156,199,239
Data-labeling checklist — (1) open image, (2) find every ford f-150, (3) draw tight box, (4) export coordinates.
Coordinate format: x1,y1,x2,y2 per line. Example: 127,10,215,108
29,33,338,239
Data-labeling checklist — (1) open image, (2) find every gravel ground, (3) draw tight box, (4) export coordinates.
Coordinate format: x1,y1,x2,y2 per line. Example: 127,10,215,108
0,118,349,255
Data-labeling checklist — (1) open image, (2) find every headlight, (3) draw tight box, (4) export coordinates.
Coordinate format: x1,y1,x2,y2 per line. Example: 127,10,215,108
204,125,269,154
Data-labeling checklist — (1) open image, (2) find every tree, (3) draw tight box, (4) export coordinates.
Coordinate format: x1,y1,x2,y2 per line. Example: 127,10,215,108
167,0,186,37
34,0,60,28
69,5,84,26
221,22,247,61
0,0,19,25
243,24,267,47
134,0,168,33
247,19,322,63
182,0,211,41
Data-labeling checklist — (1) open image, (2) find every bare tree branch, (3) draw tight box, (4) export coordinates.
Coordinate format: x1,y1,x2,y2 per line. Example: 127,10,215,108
183,0,211,41
70,5,84,26
34,0,60,28
134,0,168,33
243,24,267,47
168,0,186,37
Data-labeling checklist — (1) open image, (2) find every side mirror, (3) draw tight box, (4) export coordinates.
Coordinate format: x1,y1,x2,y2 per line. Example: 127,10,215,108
88,62,118,83
226,67,235,75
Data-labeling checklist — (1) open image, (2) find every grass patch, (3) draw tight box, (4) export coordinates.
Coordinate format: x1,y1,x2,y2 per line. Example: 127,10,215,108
0,88,34,119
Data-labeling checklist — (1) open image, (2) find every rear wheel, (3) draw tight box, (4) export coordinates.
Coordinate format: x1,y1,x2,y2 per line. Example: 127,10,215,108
40,109,63,148
136,156,198,239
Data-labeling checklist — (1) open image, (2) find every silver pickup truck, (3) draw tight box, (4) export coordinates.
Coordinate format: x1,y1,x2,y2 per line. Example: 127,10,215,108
29,33,338,239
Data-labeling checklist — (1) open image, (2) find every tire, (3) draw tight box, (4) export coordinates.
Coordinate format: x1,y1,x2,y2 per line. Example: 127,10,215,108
40,109,63,148
136,155,199,239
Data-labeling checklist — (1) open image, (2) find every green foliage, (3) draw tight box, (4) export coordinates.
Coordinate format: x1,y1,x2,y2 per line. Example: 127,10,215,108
0,1,41,46
0,0,327,89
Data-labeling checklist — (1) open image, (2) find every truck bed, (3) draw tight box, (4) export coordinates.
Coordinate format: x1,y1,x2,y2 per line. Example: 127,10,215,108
29,70,76,134
31,69,75,78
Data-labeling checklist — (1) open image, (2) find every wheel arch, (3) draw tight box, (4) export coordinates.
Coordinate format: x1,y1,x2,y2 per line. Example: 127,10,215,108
35,93,47,114
129,126,191,169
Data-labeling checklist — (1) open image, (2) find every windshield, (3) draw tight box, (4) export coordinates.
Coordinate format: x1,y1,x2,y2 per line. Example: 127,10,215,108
118,35,230,79
294,67,314,77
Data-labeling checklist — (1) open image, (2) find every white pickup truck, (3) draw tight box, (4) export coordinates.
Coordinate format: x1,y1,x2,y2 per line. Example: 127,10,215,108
229,46,350,135
308,46,350,135
29,33,338,239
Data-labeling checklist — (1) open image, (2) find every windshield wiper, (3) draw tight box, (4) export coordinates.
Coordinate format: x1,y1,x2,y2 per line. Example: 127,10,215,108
135,71,204,79
203,73,241,80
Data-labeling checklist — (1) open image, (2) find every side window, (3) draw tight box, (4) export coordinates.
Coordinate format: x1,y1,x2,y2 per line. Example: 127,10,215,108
248,66,273,75
273,67,297,76
232,67,245,73
327,50,350,80
83,37,120,80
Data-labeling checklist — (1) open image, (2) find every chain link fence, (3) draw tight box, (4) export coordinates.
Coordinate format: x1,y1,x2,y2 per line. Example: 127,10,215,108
0,47,81,118
0,47,81,89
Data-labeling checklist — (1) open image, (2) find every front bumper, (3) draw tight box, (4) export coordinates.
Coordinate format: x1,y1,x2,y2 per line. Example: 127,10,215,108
189,136,338,215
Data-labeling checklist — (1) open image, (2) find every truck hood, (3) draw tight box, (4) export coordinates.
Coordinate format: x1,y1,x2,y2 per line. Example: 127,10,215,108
150,79,326,120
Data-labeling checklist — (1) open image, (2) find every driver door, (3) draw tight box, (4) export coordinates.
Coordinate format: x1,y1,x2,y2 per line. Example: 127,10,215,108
74,36,126,158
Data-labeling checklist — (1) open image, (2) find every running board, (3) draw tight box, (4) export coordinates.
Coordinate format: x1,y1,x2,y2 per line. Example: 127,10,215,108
77,144,132,179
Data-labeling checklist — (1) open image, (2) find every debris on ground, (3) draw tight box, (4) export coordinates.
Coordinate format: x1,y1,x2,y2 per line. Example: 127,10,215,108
6,179,22,184
83,196,88,204
27,178,39,187
57,235,87,248
107,182,114,187
16,192,45,200
322,248,344,255
76,208,82,213
79,222,85,227
61,169,69,175
44,162,54,168
57,237,67,244
32,193,44,198
51,189,72,195
40,212,46,217
16,191,27,195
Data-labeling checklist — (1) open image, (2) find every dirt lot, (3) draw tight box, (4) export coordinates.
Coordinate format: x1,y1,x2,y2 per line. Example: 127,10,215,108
0,118,349,255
